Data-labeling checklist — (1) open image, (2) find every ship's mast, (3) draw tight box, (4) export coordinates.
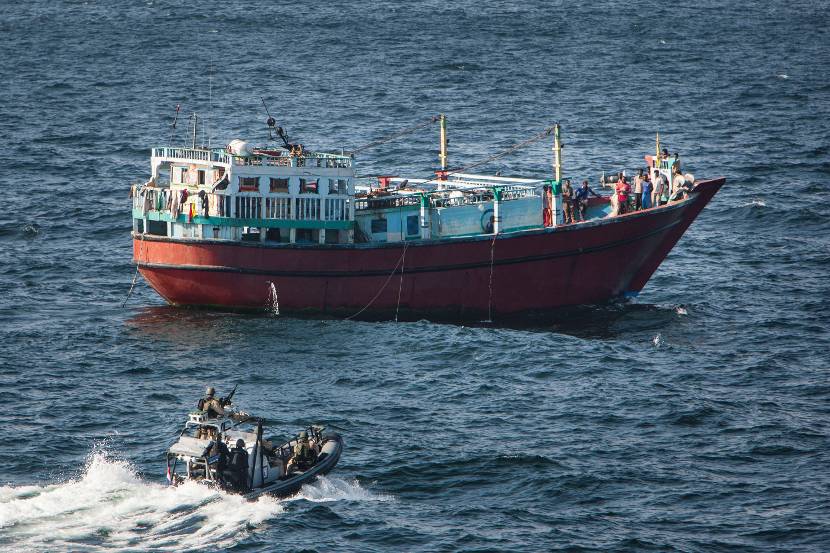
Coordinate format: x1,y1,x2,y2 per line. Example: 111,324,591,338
191,113,198,149
439,114,448,170
655,131,661,171
553,123,562,181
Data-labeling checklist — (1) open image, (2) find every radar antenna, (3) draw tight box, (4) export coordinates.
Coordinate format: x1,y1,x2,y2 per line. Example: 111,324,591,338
260,96,293,150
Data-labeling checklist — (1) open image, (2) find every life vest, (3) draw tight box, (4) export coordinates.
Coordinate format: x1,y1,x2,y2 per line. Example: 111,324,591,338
229,449,249,471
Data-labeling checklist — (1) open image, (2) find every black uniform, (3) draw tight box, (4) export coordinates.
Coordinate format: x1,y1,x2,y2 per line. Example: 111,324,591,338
223,445,249,492
209,440,230,472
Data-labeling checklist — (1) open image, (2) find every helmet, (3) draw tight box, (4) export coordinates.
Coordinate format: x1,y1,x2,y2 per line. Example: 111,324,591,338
299,431,308,439
206,386,215,397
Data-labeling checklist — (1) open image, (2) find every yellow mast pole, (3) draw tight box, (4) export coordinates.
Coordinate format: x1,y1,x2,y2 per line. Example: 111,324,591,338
553,123,562,182
439,114,448,171
655,131,661,171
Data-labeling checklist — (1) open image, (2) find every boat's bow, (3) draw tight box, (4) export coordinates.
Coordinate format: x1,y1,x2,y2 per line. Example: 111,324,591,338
626,176,726,292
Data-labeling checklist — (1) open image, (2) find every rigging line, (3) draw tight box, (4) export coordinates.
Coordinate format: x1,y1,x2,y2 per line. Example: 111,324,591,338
451,125,555,175
122,229,145,307
344,244,408,321
416,125,556,186
486,233,497,323
395,241,409,322
350,115,440,155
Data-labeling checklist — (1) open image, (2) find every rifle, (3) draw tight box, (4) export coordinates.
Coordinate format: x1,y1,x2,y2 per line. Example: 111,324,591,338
220,384,238,407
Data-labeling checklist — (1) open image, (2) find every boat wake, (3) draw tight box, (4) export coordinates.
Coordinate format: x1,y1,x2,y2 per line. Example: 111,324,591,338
0,450,282,552
286,476,393,503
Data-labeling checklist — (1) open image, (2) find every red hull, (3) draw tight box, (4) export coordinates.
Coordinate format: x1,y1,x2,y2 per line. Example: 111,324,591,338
134,178,724,320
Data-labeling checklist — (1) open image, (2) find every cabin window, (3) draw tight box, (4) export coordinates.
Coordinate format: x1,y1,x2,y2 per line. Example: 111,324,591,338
330,178,348,195
371,219,387,233
325,229,339,244
239,176,260,192
269,177,289,193
300,179,318,194
407,215,419,236
266,228,281,241
146,220,167,237
197,170,206,185
178,167,188,184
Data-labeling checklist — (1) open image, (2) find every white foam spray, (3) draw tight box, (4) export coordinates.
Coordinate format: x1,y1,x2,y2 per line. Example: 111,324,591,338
285,476,393,504
266,281,280,315
0,452,389,552
0,451,282,552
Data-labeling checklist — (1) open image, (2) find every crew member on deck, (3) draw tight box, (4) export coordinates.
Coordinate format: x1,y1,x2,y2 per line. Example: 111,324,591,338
561,179,574,224
633,169,644,211
615,173,630,216
198,386,225,418
574,180,600,222
287,431,317,472
209,435,230,479
223,439,250,492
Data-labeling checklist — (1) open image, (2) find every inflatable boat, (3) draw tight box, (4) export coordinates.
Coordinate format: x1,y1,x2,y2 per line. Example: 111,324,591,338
166,402,343,499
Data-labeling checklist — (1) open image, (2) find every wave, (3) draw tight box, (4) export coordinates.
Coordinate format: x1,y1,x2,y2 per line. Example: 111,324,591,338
285,476,393,503
739,198,766,208
0,450,282,552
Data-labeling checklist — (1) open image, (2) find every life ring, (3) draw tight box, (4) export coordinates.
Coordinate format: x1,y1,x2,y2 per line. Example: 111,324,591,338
480,208,495,233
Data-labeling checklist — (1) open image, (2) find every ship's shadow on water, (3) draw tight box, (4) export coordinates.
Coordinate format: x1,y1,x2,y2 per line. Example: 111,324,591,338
124,301,686,341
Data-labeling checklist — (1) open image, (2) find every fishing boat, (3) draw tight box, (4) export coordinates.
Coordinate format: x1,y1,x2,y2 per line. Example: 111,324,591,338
130,114,725,321
166,401,343,499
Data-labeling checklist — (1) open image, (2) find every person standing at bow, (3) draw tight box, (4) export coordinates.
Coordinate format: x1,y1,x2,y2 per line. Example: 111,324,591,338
561,179,575,224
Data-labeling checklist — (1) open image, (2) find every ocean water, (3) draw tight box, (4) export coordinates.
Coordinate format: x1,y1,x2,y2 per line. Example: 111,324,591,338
1,0,829,551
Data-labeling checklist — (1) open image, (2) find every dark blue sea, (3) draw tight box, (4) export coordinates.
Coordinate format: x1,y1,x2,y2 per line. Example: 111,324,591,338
1,0,829,551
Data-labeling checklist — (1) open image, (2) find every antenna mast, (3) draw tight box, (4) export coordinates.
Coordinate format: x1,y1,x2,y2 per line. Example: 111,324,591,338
169,104,181,146
261,96,292,149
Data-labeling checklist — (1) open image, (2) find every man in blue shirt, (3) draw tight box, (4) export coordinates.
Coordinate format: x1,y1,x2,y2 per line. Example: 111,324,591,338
574,180,601,222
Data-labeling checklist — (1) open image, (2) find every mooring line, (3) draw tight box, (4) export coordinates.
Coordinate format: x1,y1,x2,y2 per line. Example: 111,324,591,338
345,243,408,321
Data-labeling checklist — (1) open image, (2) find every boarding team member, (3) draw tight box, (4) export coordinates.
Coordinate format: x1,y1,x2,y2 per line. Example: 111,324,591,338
198,386,225,418
287,431,317,472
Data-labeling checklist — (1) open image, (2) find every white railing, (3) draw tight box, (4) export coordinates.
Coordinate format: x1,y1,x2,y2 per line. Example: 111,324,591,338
324,197,348,221
295,197,320,220
133,184,353,223
265,197,292,219
235,156,352,168
152,147,232,164
499,184,539,201
235,196,262,219
234,157,292,167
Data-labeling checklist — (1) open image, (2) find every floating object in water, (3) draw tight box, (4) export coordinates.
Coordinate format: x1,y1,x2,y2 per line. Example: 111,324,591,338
653,333,663,347
675,306,688,316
